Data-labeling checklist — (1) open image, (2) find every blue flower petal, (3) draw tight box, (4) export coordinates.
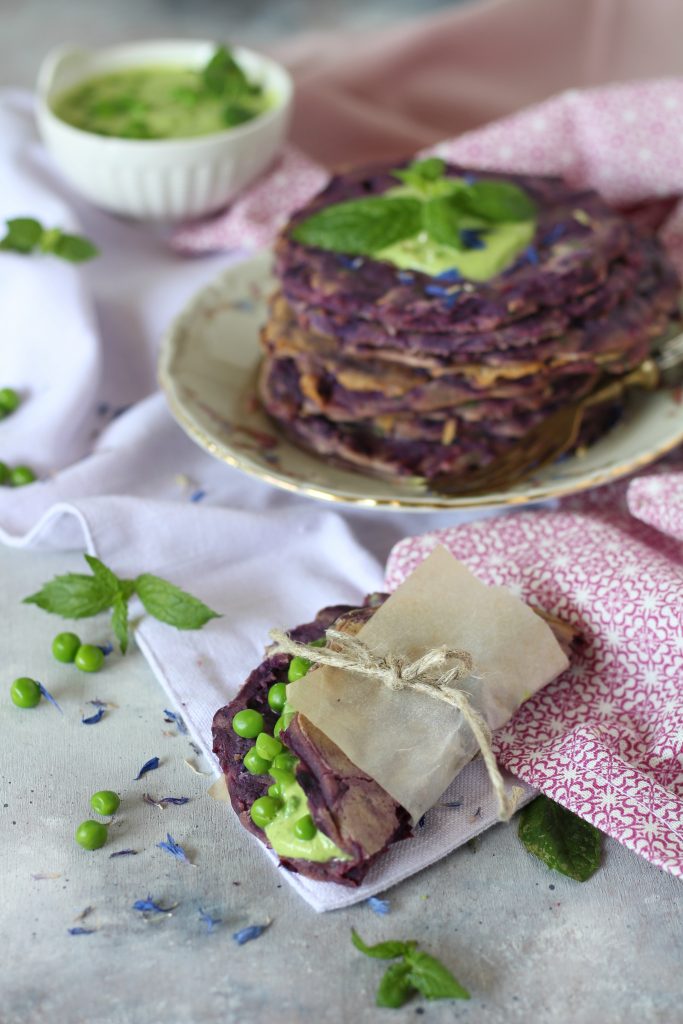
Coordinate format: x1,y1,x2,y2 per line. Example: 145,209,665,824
134,756,160,780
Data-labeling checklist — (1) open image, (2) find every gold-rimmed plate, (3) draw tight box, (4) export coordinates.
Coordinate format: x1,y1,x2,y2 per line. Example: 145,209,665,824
159,251,683,511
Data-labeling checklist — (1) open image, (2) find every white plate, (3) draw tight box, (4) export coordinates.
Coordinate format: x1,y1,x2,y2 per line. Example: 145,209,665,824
159,251,683,511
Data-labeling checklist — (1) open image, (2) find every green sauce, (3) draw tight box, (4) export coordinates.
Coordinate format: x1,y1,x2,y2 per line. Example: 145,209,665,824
52,59,270,140
376,182,535,279
265,770,351,863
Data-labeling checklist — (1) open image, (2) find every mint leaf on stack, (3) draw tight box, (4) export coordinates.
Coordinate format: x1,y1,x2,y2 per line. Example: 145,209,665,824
24,555,220,653
518,795,603,881
291,197,423,256
351,929,470,1009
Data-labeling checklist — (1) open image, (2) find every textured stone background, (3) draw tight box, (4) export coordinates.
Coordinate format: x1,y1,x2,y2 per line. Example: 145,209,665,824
2,542,682,1024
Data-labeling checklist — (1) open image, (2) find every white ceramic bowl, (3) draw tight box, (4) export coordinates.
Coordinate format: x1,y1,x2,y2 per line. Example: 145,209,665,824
36,39,293,221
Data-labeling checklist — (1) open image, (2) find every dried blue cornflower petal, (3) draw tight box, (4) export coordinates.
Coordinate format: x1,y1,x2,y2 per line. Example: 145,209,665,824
523,245,539,266
434,268,462,282
68,927,96,935
462,172,478,185
367,896,391,915
439,800,463,809
81,707,105,725
132,896,177,914
542,223,566,246
144,793,191,810
163,709,188,735
157,833,191,864
417,814,427,830
189,489,206,503
233,922,271,946
134,756,160,780
397,270,415,283
199,908,222,933
110,849,138,858
459,228,486,250
97,643,113,656
37,682,62,714
88,699,109,708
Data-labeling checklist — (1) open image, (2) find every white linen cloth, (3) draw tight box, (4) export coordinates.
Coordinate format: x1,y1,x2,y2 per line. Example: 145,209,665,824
0,90,527,910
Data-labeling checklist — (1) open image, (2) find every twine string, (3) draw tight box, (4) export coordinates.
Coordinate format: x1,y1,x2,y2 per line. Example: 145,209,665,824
269,627,521,821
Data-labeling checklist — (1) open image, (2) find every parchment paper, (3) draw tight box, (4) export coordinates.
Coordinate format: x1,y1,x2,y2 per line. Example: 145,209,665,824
287,546,568,823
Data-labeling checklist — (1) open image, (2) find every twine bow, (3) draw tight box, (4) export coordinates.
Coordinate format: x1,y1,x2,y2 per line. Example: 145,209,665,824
269,627,522,821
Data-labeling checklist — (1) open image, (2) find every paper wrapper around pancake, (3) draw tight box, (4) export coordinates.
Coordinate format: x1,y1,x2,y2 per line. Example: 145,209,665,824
287,546,568,824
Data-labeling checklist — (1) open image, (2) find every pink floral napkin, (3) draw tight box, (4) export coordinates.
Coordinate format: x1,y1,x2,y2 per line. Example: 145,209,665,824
385,454,683,879
172,78,683,279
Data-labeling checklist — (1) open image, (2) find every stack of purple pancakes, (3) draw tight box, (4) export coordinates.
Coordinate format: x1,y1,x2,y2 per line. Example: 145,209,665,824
258,161,681,486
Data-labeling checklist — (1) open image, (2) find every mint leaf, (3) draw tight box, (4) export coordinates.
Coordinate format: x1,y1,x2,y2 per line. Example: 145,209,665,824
0,217,43,253
84,555,121,599
392,156,446,188
134,573,220,630
461,180,536,222
24,573,115,618
422,196,467,250
518,795,602,881
53,233,99,263
376,961,416,1009
111,594,129,654
291,196,422,256
405,951,470,1000
351,929,415,960
203,45,253,98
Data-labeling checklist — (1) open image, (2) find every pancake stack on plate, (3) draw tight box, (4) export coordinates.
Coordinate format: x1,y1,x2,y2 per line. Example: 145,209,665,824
258,161,680,488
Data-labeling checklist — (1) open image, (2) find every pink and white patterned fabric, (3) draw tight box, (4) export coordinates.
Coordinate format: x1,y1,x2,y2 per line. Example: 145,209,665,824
172,78,683,276
385,455,683,879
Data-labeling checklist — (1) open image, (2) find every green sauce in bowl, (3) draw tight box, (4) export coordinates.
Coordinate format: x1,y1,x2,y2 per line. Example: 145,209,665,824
52,46,271,140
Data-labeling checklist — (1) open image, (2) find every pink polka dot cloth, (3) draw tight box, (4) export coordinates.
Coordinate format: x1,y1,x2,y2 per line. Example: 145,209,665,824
385,451,683,879
172,78,683,277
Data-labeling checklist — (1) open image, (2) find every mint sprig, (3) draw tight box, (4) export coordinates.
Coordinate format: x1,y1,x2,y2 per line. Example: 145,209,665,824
1,217,98,262
518,795,603,882
290,158,537,260
24,555,220,653
351,929,470,1009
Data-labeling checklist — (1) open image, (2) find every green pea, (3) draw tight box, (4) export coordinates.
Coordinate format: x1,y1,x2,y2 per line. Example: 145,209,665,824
293,814,317,840
0,462,9,485
273,716,284,739
271,751,296,772
0,387,20,414
74,644,104,673
90,790,120,816
232,708,264,739
243,748,271,775
75,819,108,850
269,767,295,788
10,676,41,708
250,796,280,829
10,466,36,487
267,682,287,713
267,783,281,800
288,656,311,682
308,637,326,648
255,732,283,761
52,632,81,663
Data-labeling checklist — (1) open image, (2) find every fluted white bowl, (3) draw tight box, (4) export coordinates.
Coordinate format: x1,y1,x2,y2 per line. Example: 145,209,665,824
36,39,293,222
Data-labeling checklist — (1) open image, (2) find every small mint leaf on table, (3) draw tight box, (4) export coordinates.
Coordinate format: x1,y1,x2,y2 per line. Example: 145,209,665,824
53,233,99,263
517,795,602,882
404,950,470,1000
0,217,43,253
84,555,121,599
290,196,423,257
376,961,416,1009
111,593,129,654
134,573,220,630
351,928,415,960
24,573,114,618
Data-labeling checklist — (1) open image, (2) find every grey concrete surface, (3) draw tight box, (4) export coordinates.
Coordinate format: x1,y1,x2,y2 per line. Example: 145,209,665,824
1,542,682,1024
